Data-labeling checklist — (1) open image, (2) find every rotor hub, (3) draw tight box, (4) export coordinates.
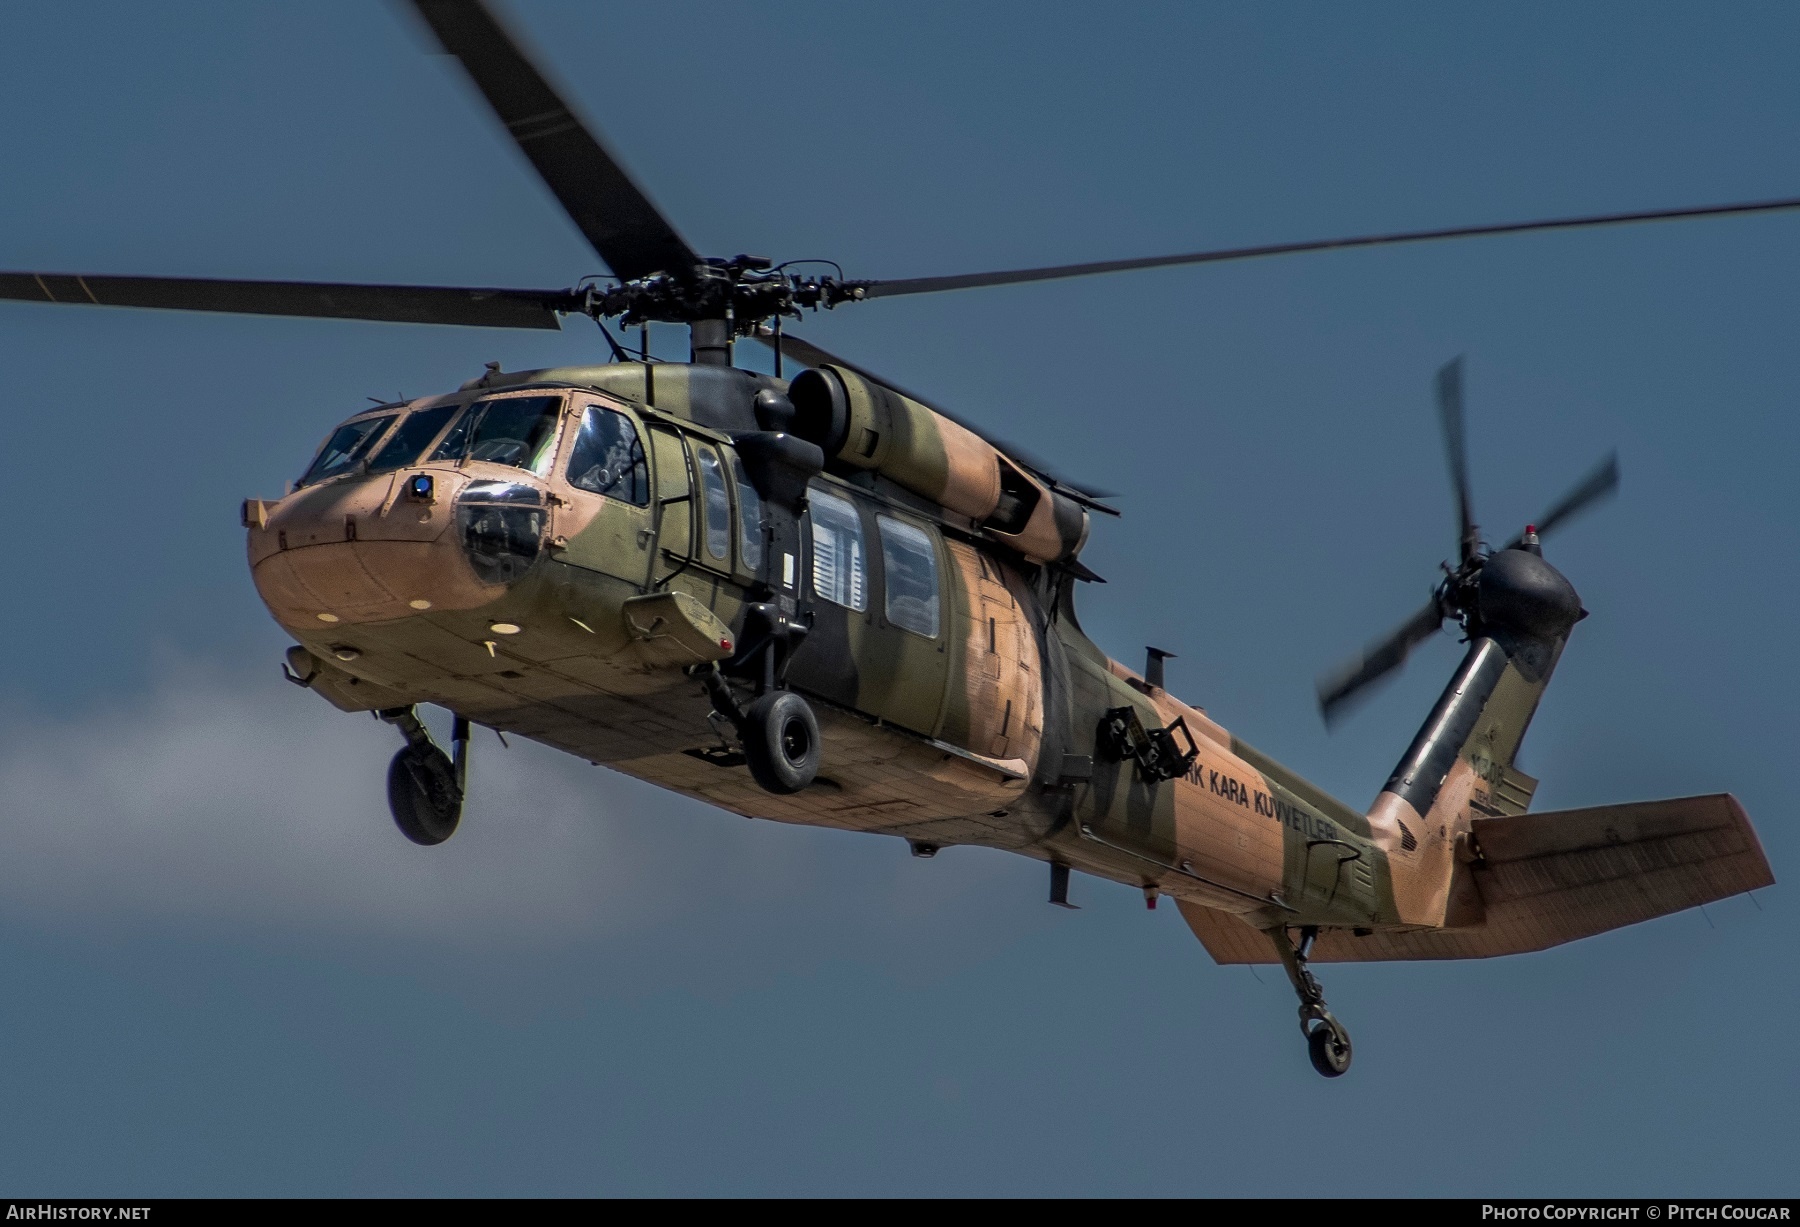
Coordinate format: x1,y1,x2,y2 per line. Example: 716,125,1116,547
584,260,869,331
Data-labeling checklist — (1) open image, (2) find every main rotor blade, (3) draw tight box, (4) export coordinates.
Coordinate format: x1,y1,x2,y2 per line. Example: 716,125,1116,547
860,196,1800,300
408,0,696,281
1436,356,1479,565
0,271,571,329
1317,597,1446,726
1503,452,1620,550
751,329,1119,512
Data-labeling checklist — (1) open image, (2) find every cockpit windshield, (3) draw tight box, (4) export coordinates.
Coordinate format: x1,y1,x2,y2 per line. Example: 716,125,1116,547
367,403,460,475
430,395,564,476
300,415,395,487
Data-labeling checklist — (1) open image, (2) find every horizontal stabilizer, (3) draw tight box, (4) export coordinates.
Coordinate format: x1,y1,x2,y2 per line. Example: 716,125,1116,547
1181,793,1773,964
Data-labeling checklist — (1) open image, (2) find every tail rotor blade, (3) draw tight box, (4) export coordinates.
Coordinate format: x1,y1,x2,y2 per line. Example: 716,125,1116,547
1436,356,1479,564
1316,598,1447,725
1505,452,1620,549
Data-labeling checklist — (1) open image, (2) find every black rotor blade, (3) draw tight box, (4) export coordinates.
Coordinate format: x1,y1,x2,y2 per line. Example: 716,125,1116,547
1503,452,1620,550
1436,356,1479,565
1317,597,1446,726
751,329,1119,512
408,0,695,281
752,329,849,380
0,271,571,329
860,196,1800,300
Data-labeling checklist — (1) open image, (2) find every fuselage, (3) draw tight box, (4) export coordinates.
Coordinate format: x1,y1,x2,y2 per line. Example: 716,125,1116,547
247,360,1395,927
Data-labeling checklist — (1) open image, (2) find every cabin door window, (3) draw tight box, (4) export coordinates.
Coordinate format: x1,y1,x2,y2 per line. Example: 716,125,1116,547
730,451,765,577
694,445,734,571
807,489,868,610
859,513,950,736
877,515,940,639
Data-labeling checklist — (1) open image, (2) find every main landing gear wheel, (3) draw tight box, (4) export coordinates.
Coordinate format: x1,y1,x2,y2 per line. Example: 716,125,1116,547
1306,1016,1353,1078
741,690,820,795
387,744,462,845
378,706,469,846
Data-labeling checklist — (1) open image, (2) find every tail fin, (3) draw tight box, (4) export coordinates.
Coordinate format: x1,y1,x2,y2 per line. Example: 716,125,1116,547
1365,543,1590,924
1371,625,1562,853
1182,793,1773,963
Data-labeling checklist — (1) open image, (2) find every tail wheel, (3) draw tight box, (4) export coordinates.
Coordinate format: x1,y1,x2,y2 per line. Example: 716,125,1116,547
387,744,463,845
741,690,820,795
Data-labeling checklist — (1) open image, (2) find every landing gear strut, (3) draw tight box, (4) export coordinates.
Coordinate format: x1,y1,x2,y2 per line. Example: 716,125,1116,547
378,706,468,846
695,601,820,796
1270,925,1353,1078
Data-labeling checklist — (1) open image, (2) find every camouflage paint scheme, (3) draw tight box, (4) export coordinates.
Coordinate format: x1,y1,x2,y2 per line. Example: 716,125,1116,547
249,361,1773,968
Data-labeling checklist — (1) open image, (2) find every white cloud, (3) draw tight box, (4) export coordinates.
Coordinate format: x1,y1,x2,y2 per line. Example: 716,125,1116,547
0,661,1059,971
0,661,727,941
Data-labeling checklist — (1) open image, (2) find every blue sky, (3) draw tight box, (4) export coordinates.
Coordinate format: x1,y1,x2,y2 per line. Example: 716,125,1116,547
0,0,1795,1195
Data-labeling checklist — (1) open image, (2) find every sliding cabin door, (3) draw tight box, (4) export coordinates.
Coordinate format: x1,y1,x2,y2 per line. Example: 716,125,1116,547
793,484,949,739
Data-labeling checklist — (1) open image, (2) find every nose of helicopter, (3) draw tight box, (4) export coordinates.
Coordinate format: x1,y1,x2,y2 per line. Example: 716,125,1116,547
245,466,545,631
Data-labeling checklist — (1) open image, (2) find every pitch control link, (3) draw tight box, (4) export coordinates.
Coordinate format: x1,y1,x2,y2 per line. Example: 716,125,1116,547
1270,925,1353,1078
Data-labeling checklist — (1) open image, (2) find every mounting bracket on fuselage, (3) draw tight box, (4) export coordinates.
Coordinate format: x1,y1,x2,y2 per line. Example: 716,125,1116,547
1098,706,1199,784
723,598,813,695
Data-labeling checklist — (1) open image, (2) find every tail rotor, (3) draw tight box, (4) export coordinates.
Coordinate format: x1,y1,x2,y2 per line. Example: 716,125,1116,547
1316,359,1620,725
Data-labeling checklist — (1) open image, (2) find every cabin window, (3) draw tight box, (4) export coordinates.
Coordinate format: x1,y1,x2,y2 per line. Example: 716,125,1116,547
808,488,867,611
696,446,732,563
877,515,940,638
732,452,764,572
300,414,395,486
431,395,563,476
367,403,459,474
565,406,649,505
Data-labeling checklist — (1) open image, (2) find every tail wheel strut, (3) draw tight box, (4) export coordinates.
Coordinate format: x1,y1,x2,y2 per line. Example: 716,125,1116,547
1270,925,1353,1078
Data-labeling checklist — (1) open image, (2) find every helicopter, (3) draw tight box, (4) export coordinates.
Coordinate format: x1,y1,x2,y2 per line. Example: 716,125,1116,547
0,0,1777,1078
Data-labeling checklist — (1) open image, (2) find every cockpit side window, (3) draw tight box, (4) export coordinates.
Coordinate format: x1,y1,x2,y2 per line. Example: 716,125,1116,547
300,415,396,487
430,395,564,476
564,406,649,505
366,403,460,474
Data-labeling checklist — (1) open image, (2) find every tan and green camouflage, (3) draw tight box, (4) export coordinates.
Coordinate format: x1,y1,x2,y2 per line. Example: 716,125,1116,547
249,361,1774,979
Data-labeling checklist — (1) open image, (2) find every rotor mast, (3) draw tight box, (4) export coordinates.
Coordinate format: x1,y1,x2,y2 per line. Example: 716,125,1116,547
689,318,732,367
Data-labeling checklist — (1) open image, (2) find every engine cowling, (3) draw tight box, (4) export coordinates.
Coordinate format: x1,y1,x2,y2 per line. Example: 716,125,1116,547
788,364,1087,565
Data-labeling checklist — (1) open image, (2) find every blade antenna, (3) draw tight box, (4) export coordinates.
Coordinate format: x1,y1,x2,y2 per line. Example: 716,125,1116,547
1436,356,1479,565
